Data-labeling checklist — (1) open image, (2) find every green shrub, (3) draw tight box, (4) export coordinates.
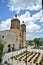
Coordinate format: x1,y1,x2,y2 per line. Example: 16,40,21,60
0,42,4,63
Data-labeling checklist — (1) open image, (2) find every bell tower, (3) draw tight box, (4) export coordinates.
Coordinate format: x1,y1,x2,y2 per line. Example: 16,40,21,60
21,21,26,48
21,21,26,32
10,15,20,29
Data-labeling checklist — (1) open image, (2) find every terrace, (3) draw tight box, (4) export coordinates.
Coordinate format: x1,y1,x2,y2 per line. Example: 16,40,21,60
2,46,43,65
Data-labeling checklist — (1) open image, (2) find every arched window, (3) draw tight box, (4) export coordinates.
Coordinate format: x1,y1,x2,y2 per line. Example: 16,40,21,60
2,35,4,38
19,43,21,49
8,44,10,47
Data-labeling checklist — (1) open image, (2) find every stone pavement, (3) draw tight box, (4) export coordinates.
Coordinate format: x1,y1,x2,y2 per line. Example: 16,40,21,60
2,46,43,65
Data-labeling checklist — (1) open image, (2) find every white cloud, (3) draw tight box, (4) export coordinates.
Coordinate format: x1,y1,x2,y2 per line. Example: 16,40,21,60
36,29,43,33
0,10,43,40
17,11,31,23
0,19,11,31
26,33,43,40
32,10,42,21
39,29,43,32
17,10,42,23
26,22,41,32
40,16,43,22
8,0,42,12
0,10,42,33
17,11,42,32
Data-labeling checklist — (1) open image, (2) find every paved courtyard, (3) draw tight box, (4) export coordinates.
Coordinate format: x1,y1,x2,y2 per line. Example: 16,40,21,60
2,46,43,65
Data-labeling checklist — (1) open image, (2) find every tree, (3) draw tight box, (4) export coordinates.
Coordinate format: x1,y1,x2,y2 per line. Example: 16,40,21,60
29,40,33,46
34,38,40,47
0,42,4,63
0,43,4,51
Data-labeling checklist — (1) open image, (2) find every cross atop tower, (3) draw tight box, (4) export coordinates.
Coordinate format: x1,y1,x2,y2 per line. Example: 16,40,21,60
22,21,24,23
15,15,17,17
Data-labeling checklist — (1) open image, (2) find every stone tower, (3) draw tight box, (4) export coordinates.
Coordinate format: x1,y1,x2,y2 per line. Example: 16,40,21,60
21,21,26,48
10,16,21,49
10,16,20,29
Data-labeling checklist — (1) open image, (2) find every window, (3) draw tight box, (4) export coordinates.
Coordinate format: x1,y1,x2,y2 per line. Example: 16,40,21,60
2,35,4,38
20,33,21,36
16,38,18,41
17,27,19,29
19,43,21,49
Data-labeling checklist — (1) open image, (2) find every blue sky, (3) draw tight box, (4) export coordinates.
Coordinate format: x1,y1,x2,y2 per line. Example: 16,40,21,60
0,0,43,40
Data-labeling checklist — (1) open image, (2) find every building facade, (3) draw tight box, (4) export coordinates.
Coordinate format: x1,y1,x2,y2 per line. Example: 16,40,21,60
0,17,26,52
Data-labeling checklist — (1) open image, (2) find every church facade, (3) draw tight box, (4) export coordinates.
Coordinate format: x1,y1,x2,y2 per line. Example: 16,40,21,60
0,17,26,53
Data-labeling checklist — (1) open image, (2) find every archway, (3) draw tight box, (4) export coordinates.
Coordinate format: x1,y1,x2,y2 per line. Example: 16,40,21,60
12,44,15,51
7,44,11,52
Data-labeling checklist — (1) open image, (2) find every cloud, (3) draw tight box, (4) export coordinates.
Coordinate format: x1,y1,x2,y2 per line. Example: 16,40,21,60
17,11,31,23
17,10,42,23
0,19,11,31
26,33,43,40
17,10,42,32
40,16,43,22
0,10,43,40
8,0,42,12
0,10,42,33
32,10,42,21
36,29,43,33
26,22,41,32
